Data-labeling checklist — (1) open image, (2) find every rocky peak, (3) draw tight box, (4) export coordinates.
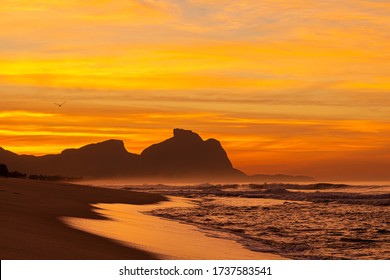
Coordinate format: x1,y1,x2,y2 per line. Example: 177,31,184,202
173,128,203,142
61,139,128,156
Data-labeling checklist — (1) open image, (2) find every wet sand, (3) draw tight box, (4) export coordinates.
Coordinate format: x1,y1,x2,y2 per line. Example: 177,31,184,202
63,197,286,259
0,178,285,260
0,178,165,259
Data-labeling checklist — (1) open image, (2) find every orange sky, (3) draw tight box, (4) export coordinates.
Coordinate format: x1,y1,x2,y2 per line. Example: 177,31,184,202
1,0,390,181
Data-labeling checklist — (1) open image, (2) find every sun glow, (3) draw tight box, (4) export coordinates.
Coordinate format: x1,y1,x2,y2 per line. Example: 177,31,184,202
1,0,390,180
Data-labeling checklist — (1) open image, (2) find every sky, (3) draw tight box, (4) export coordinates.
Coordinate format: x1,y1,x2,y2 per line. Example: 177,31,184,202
1,0,390,181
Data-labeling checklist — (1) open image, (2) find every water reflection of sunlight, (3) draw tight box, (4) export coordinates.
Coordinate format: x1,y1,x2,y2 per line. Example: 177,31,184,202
62,196,286,260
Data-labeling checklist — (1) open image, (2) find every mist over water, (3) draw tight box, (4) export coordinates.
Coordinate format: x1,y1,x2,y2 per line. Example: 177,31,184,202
321,181,390,188
84,178,390,188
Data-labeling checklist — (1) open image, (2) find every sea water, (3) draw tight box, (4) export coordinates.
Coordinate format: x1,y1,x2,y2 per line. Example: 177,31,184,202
120,183,390,260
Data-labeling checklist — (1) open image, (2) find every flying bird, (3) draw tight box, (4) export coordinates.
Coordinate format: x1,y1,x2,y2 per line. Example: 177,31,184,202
54,102,66,107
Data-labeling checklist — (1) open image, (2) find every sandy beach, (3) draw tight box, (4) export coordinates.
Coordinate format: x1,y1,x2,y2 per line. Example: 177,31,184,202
0,178,286,260
63,197,286,259
0,178,165,259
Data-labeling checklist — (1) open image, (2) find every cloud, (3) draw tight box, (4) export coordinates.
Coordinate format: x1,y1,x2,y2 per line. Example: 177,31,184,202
1,0,390,180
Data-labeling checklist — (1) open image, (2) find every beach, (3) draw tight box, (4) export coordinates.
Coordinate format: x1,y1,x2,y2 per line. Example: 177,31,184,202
0,178,285,260
63,197,285,259
0,178,165,259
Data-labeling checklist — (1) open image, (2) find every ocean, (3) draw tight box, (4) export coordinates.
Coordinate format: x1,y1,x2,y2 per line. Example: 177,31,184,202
116,182,390,259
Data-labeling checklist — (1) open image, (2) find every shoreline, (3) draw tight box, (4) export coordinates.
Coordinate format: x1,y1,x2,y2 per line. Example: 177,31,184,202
63,196,287,259
0,178,286,260
0,177,165,259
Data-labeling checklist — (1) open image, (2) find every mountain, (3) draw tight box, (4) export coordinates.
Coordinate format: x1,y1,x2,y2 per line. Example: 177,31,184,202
0,129,243,180
0,140,139,178
0,128,314,182
140,129,243,178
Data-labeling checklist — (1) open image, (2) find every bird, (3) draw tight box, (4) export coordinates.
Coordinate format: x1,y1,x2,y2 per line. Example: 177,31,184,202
54,102,66,107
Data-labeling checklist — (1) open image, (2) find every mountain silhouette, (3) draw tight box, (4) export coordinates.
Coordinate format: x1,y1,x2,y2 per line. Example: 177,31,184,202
0,140,139,178
0,129,242,180
140,129,243,178
0,128,314,182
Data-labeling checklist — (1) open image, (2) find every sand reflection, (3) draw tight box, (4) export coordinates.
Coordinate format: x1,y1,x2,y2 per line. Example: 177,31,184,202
62,196,286,259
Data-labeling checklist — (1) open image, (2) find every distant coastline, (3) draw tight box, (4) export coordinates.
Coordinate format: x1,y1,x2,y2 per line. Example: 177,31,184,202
0,129,314,183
